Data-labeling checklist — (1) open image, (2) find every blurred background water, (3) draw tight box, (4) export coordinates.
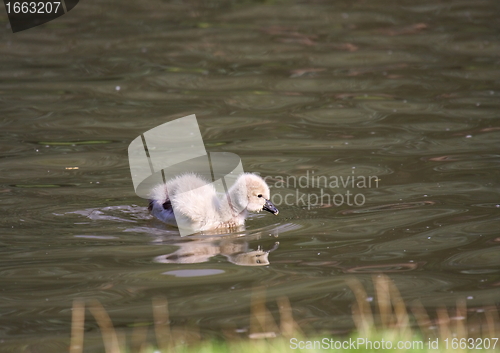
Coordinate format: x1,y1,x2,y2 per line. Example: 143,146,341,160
0,0,499,351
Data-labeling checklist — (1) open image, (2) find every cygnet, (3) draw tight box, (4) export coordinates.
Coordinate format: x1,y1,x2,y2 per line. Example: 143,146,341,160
148,173,278,232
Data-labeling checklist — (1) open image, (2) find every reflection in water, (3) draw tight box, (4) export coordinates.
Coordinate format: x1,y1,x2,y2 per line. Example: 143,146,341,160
155,235,279,266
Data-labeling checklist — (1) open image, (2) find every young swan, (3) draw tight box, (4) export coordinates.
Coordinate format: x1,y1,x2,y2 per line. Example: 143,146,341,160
148,173,278,232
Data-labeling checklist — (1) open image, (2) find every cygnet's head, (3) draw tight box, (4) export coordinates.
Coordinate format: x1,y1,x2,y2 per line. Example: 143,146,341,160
231,173,279,215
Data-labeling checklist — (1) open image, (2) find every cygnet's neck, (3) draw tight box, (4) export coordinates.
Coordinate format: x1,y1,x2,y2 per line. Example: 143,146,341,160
217,179,248,225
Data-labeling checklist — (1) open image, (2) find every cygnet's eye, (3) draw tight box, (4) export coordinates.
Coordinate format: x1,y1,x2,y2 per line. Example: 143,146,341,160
257,194,262,198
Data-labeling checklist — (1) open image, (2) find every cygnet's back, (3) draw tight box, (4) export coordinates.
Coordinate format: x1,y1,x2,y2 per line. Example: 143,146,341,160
149,173,219,231
148,172,278,234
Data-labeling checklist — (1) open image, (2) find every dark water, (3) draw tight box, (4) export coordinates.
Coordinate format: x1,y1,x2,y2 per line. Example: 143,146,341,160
1,0,499,351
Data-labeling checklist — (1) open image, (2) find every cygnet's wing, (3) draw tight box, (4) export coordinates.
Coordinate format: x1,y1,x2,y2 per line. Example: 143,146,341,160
168,174,220,229
148,198,171,213
148,183,177,226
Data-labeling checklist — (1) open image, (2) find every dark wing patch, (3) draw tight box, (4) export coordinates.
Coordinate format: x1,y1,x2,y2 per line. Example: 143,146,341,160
148,199,172,212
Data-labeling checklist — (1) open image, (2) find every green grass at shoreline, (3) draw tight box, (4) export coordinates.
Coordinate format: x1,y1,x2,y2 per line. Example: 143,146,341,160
139,332,498,353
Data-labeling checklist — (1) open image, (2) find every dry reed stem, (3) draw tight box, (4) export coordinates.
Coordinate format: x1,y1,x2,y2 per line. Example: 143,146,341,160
250,287,266,336
184,323,201,347
437,306,451,345
386,277,410,338
250,287,279,338
131,323,149,353
152,296,171,352
116,330,127,353
410,300,433,339
484,308,499,342
350,302,364,334
88,300,121,353
455,299,467,342
277,296,302,337
347,277,373,334
374,275,392,329
70,299,85,353
484,311,494,340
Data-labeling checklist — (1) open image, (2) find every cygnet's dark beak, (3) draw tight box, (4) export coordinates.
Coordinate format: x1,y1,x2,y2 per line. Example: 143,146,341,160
263,199,279,215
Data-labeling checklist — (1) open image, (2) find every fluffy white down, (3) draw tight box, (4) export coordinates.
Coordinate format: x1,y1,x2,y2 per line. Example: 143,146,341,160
149,172,277,232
